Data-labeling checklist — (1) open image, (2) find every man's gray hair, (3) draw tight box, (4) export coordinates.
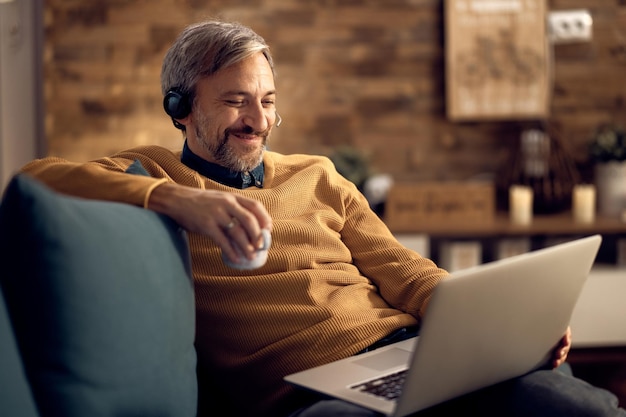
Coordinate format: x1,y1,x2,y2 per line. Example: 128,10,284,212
160,20,274,100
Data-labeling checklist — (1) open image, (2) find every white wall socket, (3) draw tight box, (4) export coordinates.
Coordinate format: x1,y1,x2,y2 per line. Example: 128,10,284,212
547,9,593,44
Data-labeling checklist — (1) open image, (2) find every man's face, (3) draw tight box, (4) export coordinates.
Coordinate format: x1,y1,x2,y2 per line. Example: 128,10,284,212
184,52,277,172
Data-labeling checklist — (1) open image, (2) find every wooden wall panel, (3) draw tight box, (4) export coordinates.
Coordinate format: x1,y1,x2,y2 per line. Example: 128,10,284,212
42,0,626,185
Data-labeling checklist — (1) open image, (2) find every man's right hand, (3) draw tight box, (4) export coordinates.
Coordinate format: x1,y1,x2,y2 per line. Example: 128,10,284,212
147,182,273,264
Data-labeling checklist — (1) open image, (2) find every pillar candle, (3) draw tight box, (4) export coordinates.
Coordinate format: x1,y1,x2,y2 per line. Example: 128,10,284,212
572,184,596,224
509,185,533,226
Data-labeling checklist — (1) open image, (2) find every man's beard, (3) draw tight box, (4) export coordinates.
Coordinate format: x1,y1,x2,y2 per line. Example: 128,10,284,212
194,114,268,172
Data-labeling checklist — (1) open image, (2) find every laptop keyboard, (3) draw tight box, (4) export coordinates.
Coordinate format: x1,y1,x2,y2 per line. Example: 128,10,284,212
350,369,407,401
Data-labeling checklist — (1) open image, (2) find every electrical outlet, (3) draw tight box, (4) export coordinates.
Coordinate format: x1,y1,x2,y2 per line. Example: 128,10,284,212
547,9,593,44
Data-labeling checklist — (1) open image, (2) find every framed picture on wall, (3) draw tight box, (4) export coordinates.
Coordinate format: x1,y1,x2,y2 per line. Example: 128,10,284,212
445,0,550,121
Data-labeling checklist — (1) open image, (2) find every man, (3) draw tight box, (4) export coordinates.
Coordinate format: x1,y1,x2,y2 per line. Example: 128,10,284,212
22,20,624,417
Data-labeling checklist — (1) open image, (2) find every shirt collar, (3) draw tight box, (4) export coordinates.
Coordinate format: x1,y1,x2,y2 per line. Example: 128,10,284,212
181,140,264,189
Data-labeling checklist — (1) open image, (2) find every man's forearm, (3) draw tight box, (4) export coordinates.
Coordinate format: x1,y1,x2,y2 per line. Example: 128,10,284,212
20,157,165,207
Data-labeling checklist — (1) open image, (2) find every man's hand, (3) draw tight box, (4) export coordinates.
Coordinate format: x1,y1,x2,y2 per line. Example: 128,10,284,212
551,326,572,369
148,182,272,263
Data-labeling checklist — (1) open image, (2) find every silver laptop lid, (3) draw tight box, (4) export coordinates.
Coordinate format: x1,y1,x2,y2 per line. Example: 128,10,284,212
394,234,602,415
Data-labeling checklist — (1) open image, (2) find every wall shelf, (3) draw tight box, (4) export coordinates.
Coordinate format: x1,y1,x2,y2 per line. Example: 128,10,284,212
388,212,626,238
391,212,626,268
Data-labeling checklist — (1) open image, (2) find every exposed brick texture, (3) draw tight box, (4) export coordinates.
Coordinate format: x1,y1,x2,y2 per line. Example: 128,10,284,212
43,1,626,185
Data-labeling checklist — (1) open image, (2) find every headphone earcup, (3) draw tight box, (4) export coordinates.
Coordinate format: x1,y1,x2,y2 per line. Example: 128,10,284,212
163,89,191,119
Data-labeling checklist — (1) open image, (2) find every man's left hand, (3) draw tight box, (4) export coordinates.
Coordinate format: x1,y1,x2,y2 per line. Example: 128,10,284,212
552,326,572,368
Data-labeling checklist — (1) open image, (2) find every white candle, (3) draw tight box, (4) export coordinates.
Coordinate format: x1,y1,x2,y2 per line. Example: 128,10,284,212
573,184,596,224
509,185,533,225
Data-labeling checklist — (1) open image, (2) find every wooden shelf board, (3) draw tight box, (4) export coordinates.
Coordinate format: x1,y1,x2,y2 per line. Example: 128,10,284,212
388,212,626,237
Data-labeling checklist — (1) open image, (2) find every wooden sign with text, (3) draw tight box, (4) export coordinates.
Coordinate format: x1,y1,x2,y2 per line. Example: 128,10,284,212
384,182,495,231
445,0,550,121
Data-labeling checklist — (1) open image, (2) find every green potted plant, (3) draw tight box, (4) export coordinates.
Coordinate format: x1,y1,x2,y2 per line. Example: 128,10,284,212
589,123,626,218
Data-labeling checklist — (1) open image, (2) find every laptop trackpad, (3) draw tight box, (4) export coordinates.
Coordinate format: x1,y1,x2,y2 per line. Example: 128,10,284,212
353,348,411,371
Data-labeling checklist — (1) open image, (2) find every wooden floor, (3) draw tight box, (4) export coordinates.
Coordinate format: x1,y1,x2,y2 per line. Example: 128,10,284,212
569,347,626,408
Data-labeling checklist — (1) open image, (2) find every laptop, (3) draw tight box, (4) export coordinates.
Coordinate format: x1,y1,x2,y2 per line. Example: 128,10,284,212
285,234,602,417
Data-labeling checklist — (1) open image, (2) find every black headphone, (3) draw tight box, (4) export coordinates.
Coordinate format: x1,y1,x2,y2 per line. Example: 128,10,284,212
163,88,191,129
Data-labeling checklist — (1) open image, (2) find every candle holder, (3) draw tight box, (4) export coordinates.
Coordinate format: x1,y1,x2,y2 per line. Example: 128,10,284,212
497,124,580,214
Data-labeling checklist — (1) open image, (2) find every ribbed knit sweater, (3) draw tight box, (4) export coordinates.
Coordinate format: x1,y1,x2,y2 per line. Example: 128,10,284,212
21,145,448,417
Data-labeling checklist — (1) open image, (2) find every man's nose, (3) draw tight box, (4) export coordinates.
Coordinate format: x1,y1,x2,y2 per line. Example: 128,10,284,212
242,104,269,133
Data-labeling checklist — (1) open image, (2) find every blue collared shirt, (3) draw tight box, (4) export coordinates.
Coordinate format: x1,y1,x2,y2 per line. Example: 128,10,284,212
181,141,264,189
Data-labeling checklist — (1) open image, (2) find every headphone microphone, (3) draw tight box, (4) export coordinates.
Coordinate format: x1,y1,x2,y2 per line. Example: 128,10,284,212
276,113,282,127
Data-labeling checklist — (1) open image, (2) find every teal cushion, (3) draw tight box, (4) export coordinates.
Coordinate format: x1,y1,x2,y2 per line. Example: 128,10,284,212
0,174,197,417
0,284,40,417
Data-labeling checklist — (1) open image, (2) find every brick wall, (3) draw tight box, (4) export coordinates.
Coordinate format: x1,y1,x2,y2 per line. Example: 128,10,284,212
43,0,626,184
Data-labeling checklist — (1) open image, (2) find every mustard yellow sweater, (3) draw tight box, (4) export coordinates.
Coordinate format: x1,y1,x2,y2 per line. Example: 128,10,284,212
21,146,448,417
